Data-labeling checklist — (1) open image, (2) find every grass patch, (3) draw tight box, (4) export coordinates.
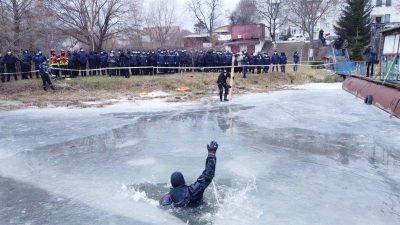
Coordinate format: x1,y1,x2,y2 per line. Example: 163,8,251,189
0,65,341,109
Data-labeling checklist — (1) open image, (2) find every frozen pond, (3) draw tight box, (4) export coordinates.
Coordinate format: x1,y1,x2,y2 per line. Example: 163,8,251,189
0,83,399,225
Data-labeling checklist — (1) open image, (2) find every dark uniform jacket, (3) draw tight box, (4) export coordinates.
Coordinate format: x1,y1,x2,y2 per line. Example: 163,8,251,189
271,53,280,64
22,52,32,66
3,54,18,69
33,54,47,68
293,53,300,64
99,53,108,67
159,155,216,208
280,54,288,64
217,72,230,85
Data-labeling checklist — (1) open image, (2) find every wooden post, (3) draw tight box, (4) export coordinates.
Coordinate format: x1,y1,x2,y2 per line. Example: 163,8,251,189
229,55,235,100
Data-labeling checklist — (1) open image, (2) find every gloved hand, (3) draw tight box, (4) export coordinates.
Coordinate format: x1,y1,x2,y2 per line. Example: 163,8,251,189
207,141,218,155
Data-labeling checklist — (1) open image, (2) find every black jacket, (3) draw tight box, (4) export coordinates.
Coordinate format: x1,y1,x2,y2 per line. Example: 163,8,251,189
0,56,4,71
217,72,231,85
3,54,18,69
159,154,216,208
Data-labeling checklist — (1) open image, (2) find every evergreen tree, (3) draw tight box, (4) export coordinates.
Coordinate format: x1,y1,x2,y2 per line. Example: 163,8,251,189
334,0,372,60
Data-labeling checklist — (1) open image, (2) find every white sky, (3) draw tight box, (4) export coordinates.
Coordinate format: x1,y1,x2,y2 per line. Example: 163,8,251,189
150,0,240,31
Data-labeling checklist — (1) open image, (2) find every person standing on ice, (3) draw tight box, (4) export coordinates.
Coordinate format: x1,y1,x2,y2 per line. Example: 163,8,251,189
217,70,231,102
159,141,218,208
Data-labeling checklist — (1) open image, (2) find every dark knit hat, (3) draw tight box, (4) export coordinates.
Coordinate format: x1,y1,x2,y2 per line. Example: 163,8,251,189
170,171,185,188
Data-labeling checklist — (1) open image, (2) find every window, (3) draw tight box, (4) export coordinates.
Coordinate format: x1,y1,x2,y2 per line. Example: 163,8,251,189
384,14,391,23
376,0,382,6
376,16,382,23
386,0,391,6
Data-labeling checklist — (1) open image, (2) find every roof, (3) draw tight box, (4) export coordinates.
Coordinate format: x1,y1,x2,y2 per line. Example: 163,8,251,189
381,25,400,34
214,25,231,33
184,33,209,38
224,40,260,46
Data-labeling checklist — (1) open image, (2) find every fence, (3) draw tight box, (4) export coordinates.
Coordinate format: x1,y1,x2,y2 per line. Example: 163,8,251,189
381,55,400,82
335,61,366,76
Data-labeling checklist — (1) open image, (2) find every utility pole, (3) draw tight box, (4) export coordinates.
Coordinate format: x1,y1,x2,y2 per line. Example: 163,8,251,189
229,55,235,100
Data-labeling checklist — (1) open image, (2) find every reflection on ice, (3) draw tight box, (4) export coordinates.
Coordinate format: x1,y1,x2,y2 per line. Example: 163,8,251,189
0,83,399,224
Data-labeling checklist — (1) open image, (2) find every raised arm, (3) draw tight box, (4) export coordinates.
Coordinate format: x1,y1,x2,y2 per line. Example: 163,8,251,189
188,141,218,199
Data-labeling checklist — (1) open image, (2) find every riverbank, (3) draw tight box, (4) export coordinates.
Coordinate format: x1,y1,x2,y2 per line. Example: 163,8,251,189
0,67,342,110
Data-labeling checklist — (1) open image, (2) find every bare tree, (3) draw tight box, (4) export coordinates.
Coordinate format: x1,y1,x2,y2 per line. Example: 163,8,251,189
122,0,144,50
145,0,178,48
194,22,207,34
287,0,337,47
28,1,66,53
187,0,222,38
228,10,239,25
254,0,285,41
44,0,129,51
0,0,34,50
229,0,260,25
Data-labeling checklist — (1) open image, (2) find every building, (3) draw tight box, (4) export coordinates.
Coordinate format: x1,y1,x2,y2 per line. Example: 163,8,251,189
342,25,400,118
214,25,232,45
224,24,266,53
183,34,211,49
184,24,267,53
277,0,400,42
370,0,400,48
371,0,400,25
380,25,400,82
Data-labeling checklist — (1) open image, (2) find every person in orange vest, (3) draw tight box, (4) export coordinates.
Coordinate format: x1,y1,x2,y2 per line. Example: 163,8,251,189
57,49,69,78
49,49,59,78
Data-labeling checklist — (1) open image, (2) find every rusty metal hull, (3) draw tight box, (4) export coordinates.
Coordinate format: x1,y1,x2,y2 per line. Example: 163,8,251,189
342,76,400,118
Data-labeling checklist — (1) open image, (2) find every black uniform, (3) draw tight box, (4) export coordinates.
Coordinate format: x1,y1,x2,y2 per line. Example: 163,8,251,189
159,141,218,208
21,51,32,79
99,52,108,75
0,56,4,83
129,52,139,75
255,54,263,74
217,71,231,102
108,52,119,76
149,51,157,75
88,51,97,76
139,52,148,75
205,51,213,72
196,52,205,72
157,51,166,74
263,54,271,73
3,53,19,81
119,51,130,78
70,51,80,78
78,49,88,76
33,52,47,78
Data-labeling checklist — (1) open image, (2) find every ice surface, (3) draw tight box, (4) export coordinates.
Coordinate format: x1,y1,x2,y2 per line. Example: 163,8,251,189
0,83,399,225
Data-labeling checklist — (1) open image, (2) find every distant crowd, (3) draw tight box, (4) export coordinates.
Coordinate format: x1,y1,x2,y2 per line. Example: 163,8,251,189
0,48,302,82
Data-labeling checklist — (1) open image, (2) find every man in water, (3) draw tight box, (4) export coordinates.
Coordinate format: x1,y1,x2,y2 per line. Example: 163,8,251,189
159,141,218,208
